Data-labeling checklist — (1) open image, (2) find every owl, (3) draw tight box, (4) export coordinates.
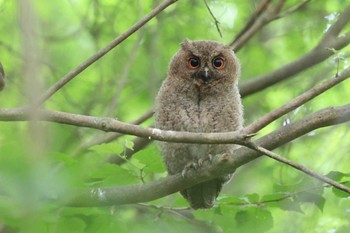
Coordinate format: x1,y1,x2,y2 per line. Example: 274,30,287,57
154,40,243,209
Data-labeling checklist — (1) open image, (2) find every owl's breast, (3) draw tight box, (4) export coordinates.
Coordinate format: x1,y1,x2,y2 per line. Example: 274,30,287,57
155,80,242,133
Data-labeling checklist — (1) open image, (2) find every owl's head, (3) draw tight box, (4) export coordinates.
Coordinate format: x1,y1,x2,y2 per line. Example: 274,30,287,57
168,40,240,87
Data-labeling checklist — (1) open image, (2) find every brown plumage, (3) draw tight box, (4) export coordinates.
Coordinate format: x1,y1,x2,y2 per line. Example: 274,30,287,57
154,40,243,209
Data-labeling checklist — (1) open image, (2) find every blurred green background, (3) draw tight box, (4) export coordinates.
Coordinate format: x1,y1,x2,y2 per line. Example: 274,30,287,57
0,0,350,232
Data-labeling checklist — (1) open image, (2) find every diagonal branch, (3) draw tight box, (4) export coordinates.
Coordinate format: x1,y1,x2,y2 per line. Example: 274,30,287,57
244,142,350,194
231,0,272,47
204,0,223,38
67,104,350,207
230,0,273,51
34,0,178,106
231,0,311,52
319,3,350,46
239,4,350,97
244,66,350,134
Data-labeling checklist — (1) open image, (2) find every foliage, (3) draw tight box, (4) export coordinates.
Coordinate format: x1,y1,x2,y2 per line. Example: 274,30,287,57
0,0,350,233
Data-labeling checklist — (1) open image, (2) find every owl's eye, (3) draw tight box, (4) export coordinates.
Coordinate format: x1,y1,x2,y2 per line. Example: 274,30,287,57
212,57,225,69
188,57,200,69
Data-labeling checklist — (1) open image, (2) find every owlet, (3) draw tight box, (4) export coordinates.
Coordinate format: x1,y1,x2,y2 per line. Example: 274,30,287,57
154,40,243,209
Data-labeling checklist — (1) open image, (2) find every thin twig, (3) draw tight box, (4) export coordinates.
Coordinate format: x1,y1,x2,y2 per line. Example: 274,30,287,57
34,0,178,106
230,0,272,50
244,142,350,194
275,0,311,19
204,0,222,38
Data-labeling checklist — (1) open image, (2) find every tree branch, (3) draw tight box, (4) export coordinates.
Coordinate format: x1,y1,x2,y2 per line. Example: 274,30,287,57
230,0,272,51
275,0,311,19
244,142,350,194
244,66,350,134
0,107,247,145
231,0,311,52
67,104,350,207
239,4,350,97
319,3,350,46
204,0,223,38
34,0,178,106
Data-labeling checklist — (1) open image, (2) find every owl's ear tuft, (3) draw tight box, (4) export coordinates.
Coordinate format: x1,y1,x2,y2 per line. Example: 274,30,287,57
181,39,193,50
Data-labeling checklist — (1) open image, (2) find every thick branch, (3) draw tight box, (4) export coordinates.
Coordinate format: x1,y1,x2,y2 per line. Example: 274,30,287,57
319,4,350,46
0,108,246,145
68,104,350,206
34,0,178,105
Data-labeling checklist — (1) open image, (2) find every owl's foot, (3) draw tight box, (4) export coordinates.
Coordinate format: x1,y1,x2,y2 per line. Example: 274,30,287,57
181,154,213,178
181,162,199,178
198,154,213,167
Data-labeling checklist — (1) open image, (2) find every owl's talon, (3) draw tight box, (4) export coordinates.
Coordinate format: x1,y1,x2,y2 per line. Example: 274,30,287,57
198,154,213,167
181,162,198,178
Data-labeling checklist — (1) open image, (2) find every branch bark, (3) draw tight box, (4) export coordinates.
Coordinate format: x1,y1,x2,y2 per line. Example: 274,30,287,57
0,108,247,145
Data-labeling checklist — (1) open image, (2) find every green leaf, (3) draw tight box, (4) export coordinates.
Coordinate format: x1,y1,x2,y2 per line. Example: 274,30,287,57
278,198,303,213
326,171,350,182
89,142,124,155
124,139,135,151
261,193,289,203
332,184,350,198
217,195,245,205
133,145,166,174
56,217,86,233
296,192,326,211
54,152,78,165
246,193,260,203
235,207,273,233
89,164,139,186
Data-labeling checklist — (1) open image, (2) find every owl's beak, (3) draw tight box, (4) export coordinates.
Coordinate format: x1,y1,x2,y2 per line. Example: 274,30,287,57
204,67,209,78
196,66,211,83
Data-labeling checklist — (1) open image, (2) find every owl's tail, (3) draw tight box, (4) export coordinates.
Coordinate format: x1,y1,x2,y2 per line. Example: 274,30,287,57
181,179,223,209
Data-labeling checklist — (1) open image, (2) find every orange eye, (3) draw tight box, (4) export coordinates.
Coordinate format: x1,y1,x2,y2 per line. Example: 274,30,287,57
188,57,200,69
212,57,225,69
